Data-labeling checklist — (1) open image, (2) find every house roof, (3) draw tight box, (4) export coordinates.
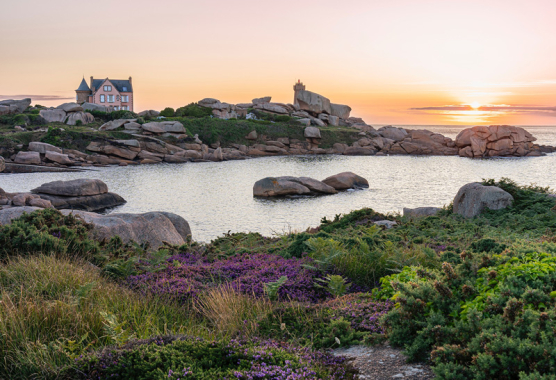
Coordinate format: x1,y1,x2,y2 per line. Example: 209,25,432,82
92,78,133,93
76,78,91,92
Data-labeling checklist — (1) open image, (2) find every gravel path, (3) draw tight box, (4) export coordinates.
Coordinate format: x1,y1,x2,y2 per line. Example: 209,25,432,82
333,344,435,379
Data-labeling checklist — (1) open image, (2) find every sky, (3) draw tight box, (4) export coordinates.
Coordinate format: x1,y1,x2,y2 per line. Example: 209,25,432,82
1,0,556,126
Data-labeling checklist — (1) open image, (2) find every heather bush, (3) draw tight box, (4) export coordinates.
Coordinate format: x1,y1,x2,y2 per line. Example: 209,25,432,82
64,336,357,380
127,252,327,303
257,293,393,349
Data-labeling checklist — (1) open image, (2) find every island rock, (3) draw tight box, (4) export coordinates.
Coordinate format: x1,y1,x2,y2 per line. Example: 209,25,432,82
322,172,369,190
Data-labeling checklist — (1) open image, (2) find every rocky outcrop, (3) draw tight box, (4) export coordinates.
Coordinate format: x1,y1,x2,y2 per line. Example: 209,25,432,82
37,192,126,212
18,179,127,212
403,207,442,218
32,179,109,196
322,172,369,190
39,103,94,126
0,98,31,115
253,177,311,197
296,90,332,115
453,182,514,218
252,97,271,104
0,156,4,173
254,172,367,197
60,210,191,249
455,125,545,157
388,129,458,156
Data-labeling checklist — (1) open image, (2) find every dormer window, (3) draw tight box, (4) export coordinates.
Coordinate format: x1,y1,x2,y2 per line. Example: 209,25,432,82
103,85,112,91
122,86,127,91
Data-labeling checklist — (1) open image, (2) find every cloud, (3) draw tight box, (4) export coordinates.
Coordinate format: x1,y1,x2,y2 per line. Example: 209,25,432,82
411,104,556,114
0,95,74,101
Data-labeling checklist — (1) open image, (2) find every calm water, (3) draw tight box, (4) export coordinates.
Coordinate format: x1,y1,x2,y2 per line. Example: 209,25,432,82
2,125,555,242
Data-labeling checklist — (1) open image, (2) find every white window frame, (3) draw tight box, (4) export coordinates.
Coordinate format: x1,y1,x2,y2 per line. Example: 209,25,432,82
122,87,127,91
103,85,112,91
108,95,114,103
122,106,128,111
122,95,129,102
100,94,105,103
114,106,120,111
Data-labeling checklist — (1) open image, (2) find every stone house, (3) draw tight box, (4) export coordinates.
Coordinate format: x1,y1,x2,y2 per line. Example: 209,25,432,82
76,76,134,112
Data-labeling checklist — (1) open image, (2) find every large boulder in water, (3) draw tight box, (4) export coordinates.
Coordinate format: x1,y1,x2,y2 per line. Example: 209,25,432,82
61,210,191,249
455,125,539,157
31,179,125,212
322,172,369,190
453,182,514,218
32,179,108,197
253,177,311,197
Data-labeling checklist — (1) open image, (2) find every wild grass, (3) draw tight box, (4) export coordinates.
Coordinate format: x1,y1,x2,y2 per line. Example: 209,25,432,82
194,285,272,338
0,255,205,380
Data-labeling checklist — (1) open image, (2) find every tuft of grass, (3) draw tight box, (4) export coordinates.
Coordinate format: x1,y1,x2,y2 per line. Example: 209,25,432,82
194,285,271,338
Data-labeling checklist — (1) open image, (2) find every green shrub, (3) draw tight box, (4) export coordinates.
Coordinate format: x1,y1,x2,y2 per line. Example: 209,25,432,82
160,107,175,117
64,336,355,380
175,103,213,118
382,245,556,379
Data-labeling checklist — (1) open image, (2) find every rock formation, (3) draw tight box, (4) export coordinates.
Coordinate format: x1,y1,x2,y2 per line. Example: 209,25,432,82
253,172,367,197
39,102,94,126
0,98,31,115
59,210,191,248
453,182,514,218
455,125,543,158
322,172,369,190
0,156,5,173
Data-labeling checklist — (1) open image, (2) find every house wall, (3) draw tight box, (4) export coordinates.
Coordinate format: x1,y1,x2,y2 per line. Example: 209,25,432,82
90,79,134,111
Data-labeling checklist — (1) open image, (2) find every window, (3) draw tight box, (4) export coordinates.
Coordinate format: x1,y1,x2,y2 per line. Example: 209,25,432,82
122,106,128,111
103,85,112,91
76,95,79,102
122,95,129,102
114,106,120,111
122,86,127,91
108,95,114,103
100,95,105,103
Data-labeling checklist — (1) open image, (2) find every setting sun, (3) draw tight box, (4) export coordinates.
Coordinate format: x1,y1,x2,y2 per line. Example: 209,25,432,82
470,101,481,109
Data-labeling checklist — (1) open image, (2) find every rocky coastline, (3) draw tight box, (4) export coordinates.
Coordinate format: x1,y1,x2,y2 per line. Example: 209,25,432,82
1,96,555,173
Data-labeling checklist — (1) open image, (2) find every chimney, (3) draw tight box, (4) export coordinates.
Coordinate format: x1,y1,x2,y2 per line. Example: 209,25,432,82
129,76,132,85
90,76,93,91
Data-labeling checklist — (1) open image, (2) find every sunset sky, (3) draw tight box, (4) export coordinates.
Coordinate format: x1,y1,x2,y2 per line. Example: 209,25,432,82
1,0,556,125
